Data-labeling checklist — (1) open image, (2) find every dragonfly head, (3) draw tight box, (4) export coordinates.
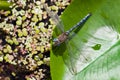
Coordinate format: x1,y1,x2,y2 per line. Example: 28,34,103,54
53,38,59,42
53,38,60,46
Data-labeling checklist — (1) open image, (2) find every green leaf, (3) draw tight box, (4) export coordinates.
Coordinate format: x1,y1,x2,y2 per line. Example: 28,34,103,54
51,0,120,80
0,0,12,10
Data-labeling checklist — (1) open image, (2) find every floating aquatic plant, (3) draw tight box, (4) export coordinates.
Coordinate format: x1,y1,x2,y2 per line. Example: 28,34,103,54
0,0,70,79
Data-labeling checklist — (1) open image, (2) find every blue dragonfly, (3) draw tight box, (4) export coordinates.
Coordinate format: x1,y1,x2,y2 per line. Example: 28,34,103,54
44,4,91,74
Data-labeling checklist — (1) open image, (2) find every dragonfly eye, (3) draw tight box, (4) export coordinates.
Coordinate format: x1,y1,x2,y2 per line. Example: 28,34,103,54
53,38,61,46
53,38,59,42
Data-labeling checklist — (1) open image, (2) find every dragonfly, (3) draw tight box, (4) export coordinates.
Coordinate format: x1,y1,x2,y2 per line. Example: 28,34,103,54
43,4,91,74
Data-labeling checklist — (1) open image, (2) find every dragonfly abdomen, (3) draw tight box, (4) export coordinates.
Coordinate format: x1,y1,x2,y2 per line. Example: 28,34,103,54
66,13,91,34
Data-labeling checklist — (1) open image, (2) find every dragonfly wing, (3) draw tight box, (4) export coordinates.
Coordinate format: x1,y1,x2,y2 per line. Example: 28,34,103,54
63,32,91,74
63,39,77,74
43,4,64,33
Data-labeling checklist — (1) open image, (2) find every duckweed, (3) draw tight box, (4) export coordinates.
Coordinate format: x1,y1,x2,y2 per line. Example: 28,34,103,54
0,0,70,79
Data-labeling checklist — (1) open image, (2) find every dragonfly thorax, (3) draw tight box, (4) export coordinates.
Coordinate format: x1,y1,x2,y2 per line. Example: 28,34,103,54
53,32,69,46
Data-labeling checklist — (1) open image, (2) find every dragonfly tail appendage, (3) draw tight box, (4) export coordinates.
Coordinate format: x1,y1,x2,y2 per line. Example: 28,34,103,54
66,13,91,34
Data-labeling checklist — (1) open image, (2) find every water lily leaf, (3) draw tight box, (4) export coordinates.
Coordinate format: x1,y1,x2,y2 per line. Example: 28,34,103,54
51,0,120,80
